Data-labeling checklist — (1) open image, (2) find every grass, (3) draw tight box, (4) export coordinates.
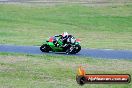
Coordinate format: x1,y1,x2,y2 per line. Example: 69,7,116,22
0,4,132,49
0,53,132,88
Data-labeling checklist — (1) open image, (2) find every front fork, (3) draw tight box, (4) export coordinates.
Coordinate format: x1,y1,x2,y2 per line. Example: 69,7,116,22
69,45,76,53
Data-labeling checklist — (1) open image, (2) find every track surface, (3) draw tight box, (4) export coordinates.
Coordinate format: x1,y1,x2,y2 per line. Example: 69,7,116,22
0,44,132,59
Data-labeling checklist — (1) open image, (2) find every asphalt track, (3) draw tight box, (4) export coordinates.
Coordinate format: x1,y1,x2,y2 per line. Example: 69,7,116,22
0,44,132,59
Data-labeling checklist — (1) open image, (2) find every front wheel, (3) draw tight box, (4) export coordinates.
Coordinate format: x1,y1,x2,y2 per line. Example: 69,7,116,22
40,44,51,52
65,45,81,54
74,44,81,54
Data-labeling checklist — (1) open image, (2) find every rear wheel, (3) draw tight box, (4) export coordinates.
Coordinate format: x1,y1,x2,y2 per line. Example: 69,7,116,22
40,44,51,52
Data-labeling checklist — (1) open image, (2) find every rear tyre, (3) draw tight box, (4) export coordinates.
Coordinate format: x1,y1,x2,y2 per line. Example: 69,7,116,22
40,44,51,52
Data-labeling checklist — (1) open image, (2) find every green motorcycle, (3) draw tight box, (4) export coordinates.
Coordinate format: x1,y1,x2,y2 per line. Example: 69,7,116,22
40,35,81,54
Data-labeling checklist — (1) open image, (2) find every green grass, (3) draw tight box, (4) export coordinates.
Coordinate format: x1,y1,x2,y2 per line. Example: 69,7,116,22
0,4,132,49
0,53,132,88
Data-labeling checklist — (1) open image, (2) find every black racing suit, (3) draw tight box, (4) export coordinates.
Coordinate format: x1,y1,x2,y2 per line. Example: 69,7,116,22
60,35,73,47
53,35,73,47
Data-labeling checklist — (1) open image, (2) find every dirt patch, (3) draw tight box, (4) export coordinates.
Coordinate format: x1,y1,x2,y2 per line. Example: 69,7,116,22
0,56,28,63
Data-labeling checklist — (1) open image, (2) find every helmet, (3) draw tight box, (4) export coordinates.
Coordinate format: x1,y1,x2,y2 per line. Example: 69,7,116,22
62,32,68,38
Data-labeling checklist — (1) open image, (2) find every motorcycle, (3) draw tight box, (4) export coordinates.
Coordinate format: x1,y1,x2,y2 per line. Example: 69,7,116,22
40,35,81,54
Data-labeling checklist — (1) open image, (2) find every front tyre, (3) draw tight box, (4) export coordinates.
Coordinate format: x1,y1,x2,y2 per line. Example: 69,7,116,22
65,45,81,54
40,44,51,52
74,45,81,54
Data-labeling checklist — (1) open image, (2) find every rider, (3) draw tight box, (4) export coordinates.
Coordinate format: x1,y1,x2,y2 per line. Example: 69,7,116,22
53,32,71,47
61,32,69,45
